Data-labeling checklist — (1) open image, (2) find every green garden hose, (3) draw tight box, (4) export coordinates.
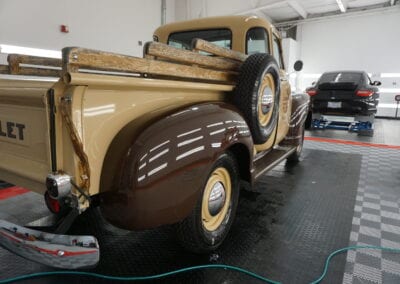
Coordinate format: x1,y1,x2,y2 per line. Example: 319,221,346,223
1,245,399,284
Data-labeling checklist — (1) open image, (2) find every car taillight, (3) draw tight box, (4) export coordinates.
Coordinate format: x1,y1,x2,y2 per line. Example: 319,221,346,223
356,90,374,97
307,89,317,96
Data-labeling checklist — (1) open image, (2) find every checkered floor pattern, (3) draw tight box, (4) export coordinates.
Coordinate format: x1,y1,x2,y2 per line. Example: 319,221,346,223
304,140,400,284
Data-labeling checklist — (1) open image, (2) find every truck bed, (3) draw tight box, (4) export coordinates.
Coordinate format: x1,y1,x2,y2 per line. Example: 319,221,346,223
0,40,245,196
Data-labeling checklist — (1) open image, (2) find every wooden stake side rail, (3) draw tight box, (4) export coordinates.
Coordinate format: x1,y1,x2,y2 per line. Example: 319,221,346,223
0,54,62,77
192,38,247,62
8,54,62,68
0,64,62,77
145,41,241,71
1,40,246,84
0,65,9,74
63,47,238,84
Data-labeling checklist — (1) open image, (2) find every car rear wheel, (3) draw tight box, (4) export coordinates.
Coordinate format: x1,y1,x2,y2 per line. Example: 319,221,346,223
176,152,240,253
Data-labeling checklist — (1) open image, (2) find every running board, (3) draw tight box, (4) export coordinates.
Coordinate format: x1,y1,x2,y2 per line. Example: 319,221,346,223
253,147,297,180
0,219,99,269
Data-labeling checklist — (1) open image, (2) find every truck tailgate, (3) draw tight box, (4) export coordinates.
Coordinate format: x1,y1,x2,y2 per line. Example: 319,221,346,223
0,78,55,194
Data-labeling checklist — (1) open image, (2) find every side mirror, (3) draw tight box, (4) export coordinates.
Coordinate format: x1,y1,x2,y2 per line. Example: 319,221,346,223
293,60,303,72
372,81,381,86
312,81,316,86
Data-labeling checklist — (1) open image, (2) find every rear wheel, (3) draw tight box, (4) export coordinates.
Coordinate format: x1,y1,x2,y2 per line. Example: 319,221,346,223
176,152,240,253
287,127,305,163
305,111,312,129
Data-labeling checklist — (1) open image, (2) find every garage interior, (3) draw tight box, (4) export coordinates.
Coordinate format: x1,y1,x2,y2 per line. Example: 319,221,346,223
1,0,400,283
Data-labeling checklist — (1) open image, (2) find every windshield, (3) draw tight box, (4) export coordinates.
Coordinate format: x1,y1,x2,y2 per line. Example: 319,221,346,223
319,72,362,84
168,29,232,51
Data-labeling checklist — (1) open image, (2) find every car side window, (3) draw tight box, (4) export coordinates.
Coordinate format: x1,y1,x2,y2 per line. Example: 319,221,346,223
246,27,270,55
272,34,284,69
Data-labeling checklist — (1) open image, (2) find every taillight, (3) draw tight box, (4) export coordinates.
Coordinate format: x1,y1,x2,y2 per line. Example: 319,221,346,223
356,90,374,97
44,191,61,214
307,89,317,96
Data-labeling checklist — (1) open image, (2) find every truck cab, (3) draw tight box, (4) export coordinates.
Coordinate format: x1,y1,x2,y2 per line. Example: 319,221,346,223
154,16,292,149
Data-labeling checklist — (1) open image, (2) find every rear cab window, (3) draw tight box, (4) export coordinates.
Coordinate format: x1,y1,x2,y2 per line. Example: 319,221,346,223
319,72,362,84
168,29,232,51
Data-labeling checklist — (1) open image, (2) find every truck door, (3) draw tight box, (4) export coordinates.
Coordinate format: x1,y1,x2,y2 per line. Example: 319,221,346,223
272,32,291,144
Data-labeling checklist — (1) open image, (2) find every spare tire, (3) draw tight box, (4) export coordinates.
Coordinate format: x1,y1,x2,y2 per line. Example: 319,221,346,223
233,53,280,144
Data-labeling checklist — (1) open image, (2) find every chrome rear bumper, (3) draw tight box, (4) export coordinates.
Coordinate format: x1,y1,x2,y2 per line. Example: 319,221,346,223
0,220,99,269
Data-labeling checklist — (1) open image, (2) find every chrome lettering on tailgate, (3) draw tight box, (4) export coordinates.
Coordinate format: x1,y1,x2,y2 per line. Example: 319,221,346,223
0,120,26,141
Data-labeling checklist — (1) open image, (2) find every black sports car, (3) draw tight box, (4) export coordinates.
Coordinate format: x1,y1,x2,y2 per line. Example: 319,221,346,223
306,71,380,118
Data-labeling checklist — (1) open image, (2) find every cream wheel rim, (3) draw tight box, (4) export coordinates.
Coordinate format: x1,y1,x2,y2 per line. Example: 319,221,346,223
258,73,275,127
201,167,231,232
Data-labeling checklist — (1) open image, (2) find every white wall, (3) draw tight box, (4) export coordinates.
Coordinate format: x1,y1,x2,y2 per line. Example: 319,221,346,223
0,0,169,62
298,10,400,74
166,0,176,24
282,38,301,92
297,8,400,117
174,0,188,21
282,38,298,73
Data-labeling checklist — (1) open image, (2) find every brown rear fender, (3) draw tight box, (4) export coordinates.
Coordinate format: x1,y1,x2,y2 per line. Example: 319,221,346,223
100,103,254,230
281,93,309,146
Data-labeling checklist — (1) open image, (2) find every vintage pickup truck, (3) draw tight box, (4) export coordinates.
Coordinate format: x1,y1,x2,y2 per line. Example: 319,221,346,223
0,15,308,268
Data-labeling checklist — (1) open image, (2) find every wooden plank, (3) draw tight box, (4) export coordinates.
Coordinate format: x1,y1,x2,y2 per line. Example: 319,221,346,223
144,54,155,60
63,47,237,83
7,54,61,67
7,54,20,74
0,65,9,74
6,54,61,77
192,38,247,62
145,42,241,71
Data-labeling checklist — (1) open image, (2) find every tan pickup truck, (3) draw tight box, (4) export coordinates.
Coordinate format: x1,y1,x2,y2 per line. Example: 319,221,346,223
0,15,308,268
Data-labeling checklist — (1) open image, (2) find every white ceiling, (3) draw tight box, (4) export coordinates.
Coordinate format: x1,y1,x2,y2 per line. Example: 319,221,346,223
239,0,397,23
